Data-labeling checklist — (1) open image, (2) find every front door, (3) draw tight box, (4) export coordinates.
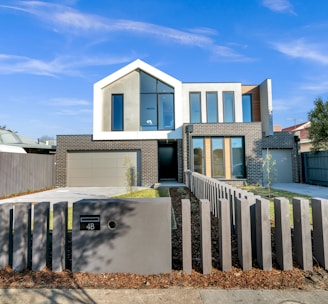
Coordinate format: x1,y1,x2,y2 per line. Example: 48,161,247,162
158,142,177,181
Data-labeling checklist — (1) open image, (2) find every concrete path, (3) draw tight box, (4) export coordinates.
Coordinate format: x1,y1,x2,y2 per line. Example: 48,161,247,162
0,288,327,304
272,183,328,199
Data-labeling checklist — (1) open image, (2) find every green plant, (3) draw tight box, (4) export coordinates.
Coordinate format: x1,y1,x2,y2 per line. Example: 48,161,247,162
262,148,277,198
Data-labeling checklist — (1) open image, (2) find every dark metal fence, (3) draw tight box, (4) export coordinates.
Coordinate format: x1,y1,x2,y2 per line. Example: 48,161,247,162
302,151,328,186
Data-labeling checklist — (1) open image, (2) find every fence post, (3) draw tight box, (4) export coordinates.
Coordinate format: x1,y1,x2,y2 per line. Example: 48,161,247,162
0,203,13,269
218,199,232,271
312,198,328,269
32,201,50,271
200,199,212,274
181,199,192,274
235,198,252,271
52,201,68,272
13,203,32,271
274,197,293,270
255,197,272,270
292,198,313,271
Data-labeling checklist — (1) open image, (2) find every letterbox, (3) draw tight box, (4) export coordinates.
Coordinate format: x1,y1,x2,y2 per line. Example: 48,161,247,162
72,198,171,274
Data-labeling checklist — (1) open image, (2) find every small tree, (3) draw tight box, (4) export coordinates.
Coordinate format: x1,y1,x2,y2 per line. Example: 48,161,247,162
124,156,137,193
308,97,328,151
263,148,277,197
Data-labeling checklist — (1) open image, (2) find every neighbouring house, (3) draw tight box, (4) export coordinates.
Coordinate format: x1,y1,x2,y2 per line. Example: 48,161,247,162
282,121,311,152
56,59,298,187
0,128,55,154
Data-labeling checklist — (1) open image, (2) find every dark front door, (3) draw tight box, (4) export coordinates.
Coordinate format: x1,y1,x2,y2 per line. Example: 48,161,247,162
158,142,177,180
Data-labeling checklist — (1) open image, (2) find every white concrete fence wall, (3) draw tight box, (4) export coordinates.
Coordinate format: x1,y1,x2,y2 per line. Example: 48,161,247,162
184,170,328,274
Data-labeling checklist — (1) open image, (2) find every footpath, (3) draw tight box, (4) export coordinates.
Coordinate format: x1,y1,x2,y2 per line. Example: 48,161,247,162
1,288,328,304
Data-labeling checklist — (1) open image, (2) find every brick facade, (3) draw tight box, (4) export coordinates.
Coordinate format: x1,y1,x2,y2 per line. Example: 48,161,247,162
183,122,263,185
56,135,184,187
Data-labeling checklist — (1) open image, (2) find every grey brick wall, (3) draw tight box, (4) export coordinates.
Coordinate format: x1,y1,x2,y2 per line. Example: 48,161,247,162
56,135,160,187
183,122,263,185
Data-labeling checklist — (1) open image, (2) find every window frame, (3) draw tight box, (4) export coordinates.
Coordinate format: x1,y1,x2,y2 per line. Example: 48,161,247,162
242,94,253,122
223,91,235,123
230,136,245,178
111,94,124,131
189,92,202,123
206,92,218,123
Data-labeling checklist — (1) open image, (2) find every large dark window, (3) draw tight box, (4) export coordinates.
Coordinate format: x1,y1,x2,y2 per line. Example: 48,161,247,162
206,92,218,123
223,92,235,122
242,94,252,122
190,92,201,123
140,71,174,130
192,137,205,174
212,137,224,177
111,94,123,131
231,137,245,178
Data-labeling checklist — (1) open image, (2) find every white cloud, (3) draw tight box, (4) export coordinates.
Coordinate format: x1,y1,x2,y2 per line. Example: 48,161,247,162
0,1,249,61
272,39,328,65
262,0,296,14
46,98,91,107
0,53,134,76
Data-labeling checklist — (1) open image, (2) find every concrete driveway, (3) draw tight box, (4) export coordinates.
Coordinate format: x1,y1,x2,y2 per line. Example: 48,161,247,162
272,183,328,199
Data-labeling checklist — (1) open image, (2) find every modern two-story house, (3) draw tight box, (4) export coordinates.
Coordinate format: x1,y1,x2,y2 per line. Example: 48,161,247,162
56,59,285,187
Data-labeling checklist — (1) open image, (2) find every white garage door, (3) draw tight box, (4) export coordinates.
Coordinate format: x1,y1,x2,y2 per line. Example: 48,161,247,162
262,149,293,183
67,151,138,187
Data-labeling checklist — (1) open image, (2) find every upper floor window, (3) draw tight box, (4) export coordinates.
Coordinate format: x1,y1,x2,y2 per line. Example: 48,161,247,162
190,92,201,123
140,71,174,130
223,92,235,122
242,94,252,122
206,92,218,123
112,94,123,131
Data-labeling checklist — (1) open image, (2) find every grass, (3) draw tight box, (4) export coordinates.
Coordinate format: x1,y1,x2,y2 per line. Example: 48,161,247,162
240,185,312,226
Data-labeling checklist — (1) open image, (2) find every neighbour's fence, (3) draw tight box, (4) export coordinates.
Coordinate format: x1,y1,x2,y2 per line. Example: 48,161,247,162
1,171,328,275
302,151,328,186
0,152,56,197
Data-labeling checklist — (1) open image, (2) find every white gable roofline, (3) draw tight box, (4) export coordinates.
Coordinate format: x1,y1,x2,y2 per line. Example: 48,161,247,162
94,59,181,89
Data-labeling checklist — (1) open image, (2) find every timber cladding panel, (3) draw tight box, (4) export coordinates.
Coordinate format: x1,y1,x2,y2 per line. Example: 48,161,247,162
56,135,159,187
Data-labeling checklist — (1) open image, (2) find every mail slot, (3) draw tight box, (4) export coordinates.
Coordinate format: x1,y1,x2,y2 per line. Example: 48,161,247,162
80,215,100,230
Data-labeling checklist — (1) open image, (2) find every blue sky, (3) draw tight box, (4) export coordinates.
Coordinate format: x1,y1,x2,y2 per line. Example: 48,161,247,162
1,0,328,140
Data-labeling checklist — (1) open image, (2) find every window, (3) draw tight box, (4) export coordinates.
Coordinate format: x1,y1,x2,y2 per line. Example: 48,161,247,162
112,94,123,131
192,137,205,174
231,137,245,178
190,92,201,123
206,92,218,123
223,92,235,122
212,137,224,177
140,71,174,131
242,94,252,122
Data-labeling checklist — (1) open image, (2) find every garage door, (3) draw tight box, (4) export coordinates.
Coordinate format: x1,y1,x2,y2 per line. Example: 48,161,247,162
262,149,293,183
67,151,138,187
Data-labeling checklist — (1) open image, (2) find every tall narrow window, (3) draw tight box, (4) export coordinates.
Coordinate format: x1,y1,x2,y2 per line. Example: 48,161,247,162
192,137,204,174
211,137,224,177
223,92,235,122
242,94,252,122
190,92,201,123
112,94,123,131
206,92,218,123
231,137,245,178
140,71,174,130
